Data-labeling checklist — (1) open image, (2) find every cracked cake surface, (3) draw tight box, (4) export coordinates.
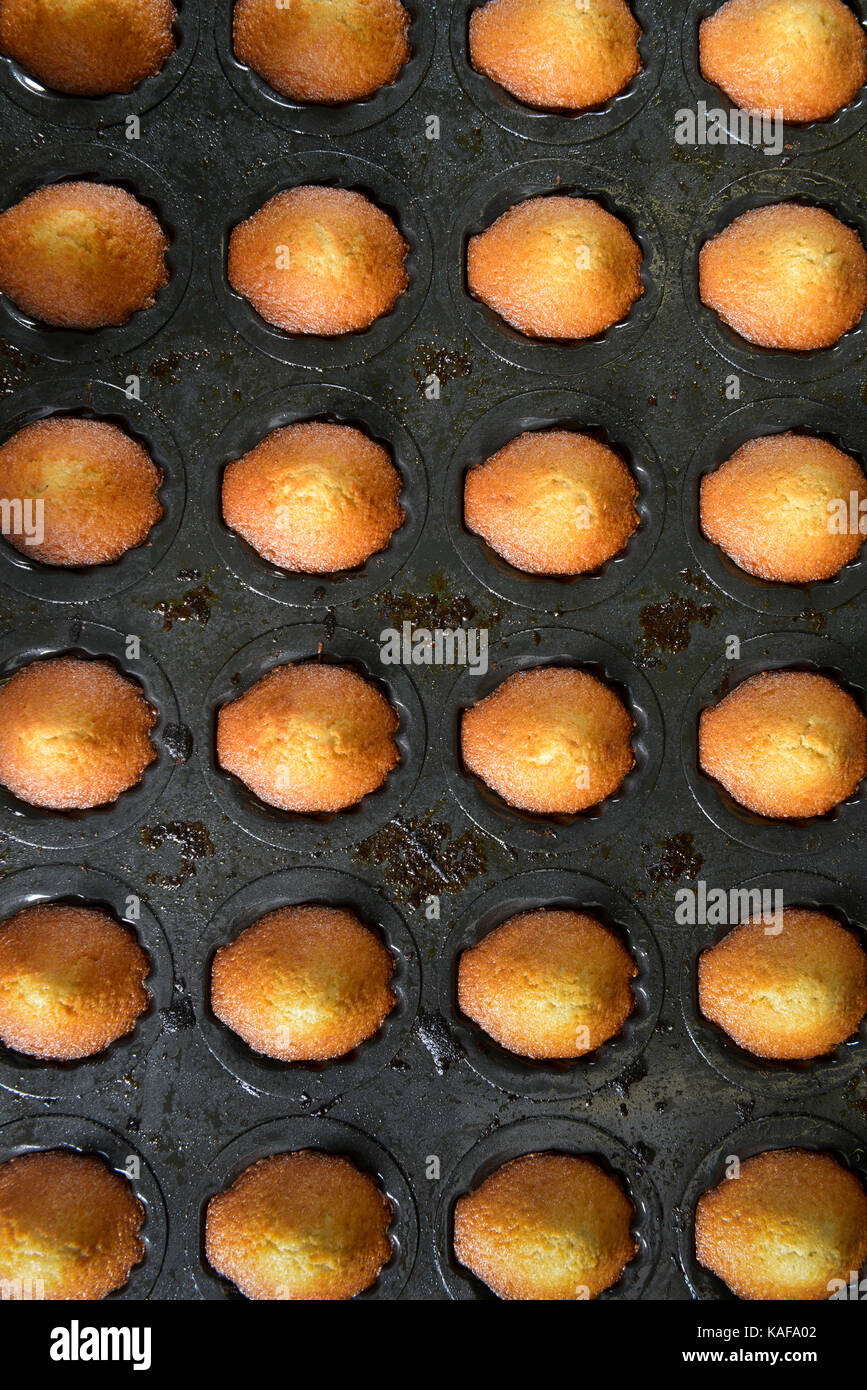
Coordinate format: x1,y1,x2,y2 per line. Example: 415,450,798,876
698,668,867,819
695,1147,867,1300
0,1149,145,1300
698,202,867,351
454,1151,638,1300
458,907,638,1059
205,1149,393,1300
211,903,396,1062
469,0,642,111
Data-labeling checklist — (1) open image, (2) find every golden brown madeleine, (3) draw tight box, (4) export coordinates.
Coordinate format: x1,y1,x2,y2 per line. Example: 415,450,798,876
698,203,867,351
461,665,634,815
695,1148,867,1300
0,902,150,1061
700,432,867,584
0,181,169,331
464,428,639,576
205,1150,393,1300
458,908,637,1059
0,655,157,811
221,421,404,574
467,194,643,340
698,908,867,1061
211,904,396,1062
217,660,400,814
233,0,411,105
453,1151,638,1300
227,185,409,337
0,0,176,97
698,669,867,819
699,0,867,123
0,1149,145,1300
469,0,642,110
0,417,163,568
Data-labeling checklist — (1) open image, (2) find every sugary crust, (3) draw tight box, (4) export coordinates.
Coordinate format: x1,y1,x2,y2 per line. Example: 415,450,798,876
0,180,169,331
211,903,396,1062
221,421,404,574
0,1149,145,1300
0,902,150,1061
700,431,867,583
0,0,176,97
0,416,163,568
699,908,867,1060
698,669,867,819
698,202,867,351
0,655,157,810
217,660,400,814
464,428,639,575
458,908,637,1059
227,185,410,337
468,194,644,340
205,1149,393,1300
453,1151,638,1300
695,1148,867,1300
233,0,411,104
461,665,635,815
469,0,642,110
699,0,867,123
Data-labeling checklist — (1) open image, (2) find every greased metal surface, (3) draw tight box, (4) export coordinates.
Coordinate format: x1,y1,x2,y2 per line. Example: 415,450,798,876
0,0,865,1300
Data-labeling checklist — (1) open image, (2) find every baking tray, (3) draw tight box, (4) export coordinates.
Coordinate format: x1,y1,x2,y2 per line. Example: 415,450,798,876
0,0,865,1302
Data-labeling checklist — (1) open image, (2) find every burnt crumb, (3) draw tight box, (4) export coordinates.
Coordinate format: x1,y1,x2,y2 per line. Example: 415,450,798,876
353,814,488,908
637,594,716,665
370,577,476,630
322,608,336,641
162,723,193,764
147,349,210,386
476,1115,503,1143
645,832,704,885
799,608,826,633
608,1057,647,1102
176,568,202,583
412,1009,464,1075
412,342,473,393
309,1097,340,1118
843,1071,867,1120
655,1018,675,1035
154,584,217,632
127,1116,140,1133
0,339,42,393
678,567,713,594
162,987,195,1033
631,1140,656,1167
140,820,216,888
387,1054,410,1074
655,1100,666,1113
736,1098,755,1124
